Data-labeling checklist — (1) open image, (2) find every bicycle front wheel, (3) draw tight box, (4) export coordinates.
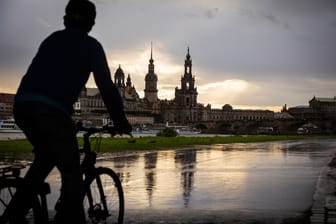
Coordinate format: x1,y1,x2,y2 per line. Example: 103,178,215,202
83,167,124,224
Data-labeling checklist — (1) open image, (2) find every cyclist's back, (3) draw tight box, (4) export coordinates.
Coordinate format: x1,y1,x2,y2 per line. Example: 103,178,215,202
15,28,104,114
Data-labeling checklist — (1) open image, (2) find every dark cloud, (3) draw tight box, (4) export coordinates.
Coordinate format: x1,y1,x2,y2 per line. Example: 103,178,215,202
205,8,219,19
184,7,219,19
269,0,336,15
239,8,291,30
259,11,291,30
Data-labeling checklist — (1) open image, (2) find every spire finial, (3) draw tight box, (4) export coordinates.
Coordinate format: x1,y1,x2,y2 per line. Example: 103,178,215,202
186,46,191,59
149,42,154,64
151,42,153,60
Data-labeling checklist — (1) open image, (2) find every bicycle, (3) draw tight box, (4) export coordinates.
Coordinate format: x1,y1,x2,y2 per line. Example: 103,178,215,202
0,122,127,224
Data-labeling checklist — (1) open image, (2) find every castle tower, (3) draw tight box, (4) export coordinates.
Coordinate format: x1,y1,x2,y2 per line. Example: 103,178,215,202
144,43,158,104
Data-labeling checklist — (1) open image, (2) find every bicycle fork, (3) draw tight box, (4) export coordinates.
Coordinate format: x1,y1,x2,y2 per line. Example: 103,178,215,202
84,171,110,221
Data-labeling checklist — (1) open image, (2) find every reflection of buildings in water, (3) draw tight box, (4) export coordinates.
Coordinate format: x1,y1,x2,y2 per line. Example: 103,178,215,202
174,149,197,208
286,141,325,160
144,152,158,207
110,154,140,185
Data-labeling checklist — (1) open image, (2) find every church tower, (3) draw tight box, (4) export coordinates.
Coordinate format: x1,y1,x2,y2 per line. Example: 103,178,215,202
174,47,198,123
144,43,158,104
176,47,198,107
181,47,196,92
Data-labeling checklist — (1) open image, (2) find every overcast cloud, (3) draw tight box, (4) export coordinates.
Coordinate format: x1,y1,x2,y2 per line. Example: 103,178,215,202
0,0,335,111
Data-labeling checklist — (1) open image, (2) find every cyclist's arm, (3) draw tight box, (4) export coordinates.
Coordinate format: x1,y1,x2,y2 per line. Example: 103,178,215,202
90,40,130,130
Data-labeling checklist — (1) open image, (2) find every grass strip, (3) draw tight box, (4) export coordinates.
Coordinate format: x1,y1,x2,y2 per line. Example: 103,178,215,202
0,135,315,153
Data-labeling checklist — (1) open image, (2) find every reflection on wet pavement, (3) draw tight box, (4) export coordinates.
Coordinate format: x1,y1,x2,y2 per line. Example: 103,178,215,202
1,139,336,223
100,140,335,213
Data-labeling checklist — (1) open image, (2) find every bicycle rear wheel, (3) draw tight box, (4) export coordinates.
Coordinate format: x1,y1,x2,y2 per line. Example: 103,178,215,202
0,178,41,223
83,167,124,224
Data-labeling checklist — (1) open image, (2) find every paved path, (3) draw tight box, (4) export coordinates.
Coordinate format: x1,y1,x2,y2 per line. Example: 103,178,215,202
310,155,336,224
19,139,336,223
123,209,309,224
40,208,307,223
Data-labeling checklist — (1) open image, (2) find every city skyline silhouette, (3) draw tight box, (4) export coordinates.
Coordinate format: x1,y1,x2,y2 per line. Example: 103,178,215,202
0,0,335,111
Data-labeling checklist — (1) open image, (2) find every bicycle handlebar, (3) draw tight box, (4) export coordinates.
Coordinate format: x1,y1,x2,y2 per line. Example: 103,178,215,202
76,121,133,138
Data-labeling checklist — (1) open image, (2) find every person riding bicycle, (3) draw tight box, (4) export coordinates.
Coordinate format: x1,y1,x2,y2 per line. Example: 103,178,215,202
6,0,132,223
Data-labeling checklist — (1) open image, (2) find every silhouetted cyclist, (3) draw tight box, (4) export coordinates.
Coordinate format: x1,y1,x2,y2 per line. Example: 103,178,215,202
6,0,132,223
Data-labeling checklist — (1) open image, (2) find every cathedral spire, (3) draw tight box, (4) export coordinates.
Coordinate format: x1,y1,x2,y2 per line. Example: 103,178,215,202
184,46,192,76
186,46,191,59
149,42,154,64
145,42,158,105
151,42,153,61
148,42,155,73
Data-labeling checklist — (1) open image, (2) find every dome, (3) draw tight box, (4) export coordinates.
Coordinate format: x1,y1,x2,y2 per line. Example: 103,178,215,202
114,65,125,79
222,104,233,111
145,73,158,81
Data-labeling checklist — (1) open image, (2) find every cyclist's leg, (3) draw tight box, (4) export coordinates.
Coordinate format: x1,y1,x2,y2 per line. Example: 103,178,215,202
6,102,57,223
11,102,85,223
53,135,85,224
44,111,85,223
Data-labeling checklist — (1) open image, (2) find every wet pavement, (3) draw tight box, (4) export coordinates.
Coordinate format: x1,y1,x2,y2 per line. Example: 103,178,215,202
1,138,336,223
122,208,308,224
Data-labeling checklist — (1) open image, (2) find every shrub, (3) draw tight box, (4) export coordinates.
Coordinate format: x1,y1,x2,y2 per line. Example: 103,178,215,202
156,127,178,137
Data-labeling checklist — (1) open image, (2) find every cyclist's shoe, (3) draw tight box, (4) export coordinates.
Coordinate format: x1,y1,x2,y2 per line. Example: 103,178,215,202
54,210,86,224
0,215,9,224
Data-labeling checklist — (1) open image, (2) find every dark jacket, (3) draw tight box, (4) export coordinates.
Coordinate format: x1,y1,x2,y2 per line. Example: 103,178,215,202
15,28,127,126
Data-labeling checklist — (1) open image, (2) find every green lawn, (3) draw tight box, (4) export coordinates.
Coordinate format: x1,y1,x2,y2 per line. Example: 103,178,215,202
0,135,315,153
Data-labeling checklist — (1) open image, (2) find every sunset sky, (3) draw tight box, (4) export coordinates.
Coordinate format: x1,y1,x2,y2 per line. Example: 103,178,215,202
1,0,335,111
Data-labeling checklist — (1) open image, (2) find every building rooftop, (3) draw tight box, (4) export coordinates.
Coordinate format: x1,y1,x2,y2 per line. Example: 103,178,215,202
290,105,310,109
311,96,336,103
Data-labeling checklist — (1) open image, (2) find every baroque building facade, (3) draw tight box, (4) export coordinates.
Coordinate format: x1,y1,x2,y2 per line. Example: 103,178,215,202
68,45,336,128
77,64,154,125
75,46,278,126
160,48,275,124
287,96,336,120
0,46,335,131
0,93,15,119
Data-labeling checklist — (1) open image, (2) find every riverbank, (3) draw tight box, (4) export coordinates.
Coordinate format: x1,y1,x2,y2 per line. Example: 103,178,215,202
0,135,330,153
